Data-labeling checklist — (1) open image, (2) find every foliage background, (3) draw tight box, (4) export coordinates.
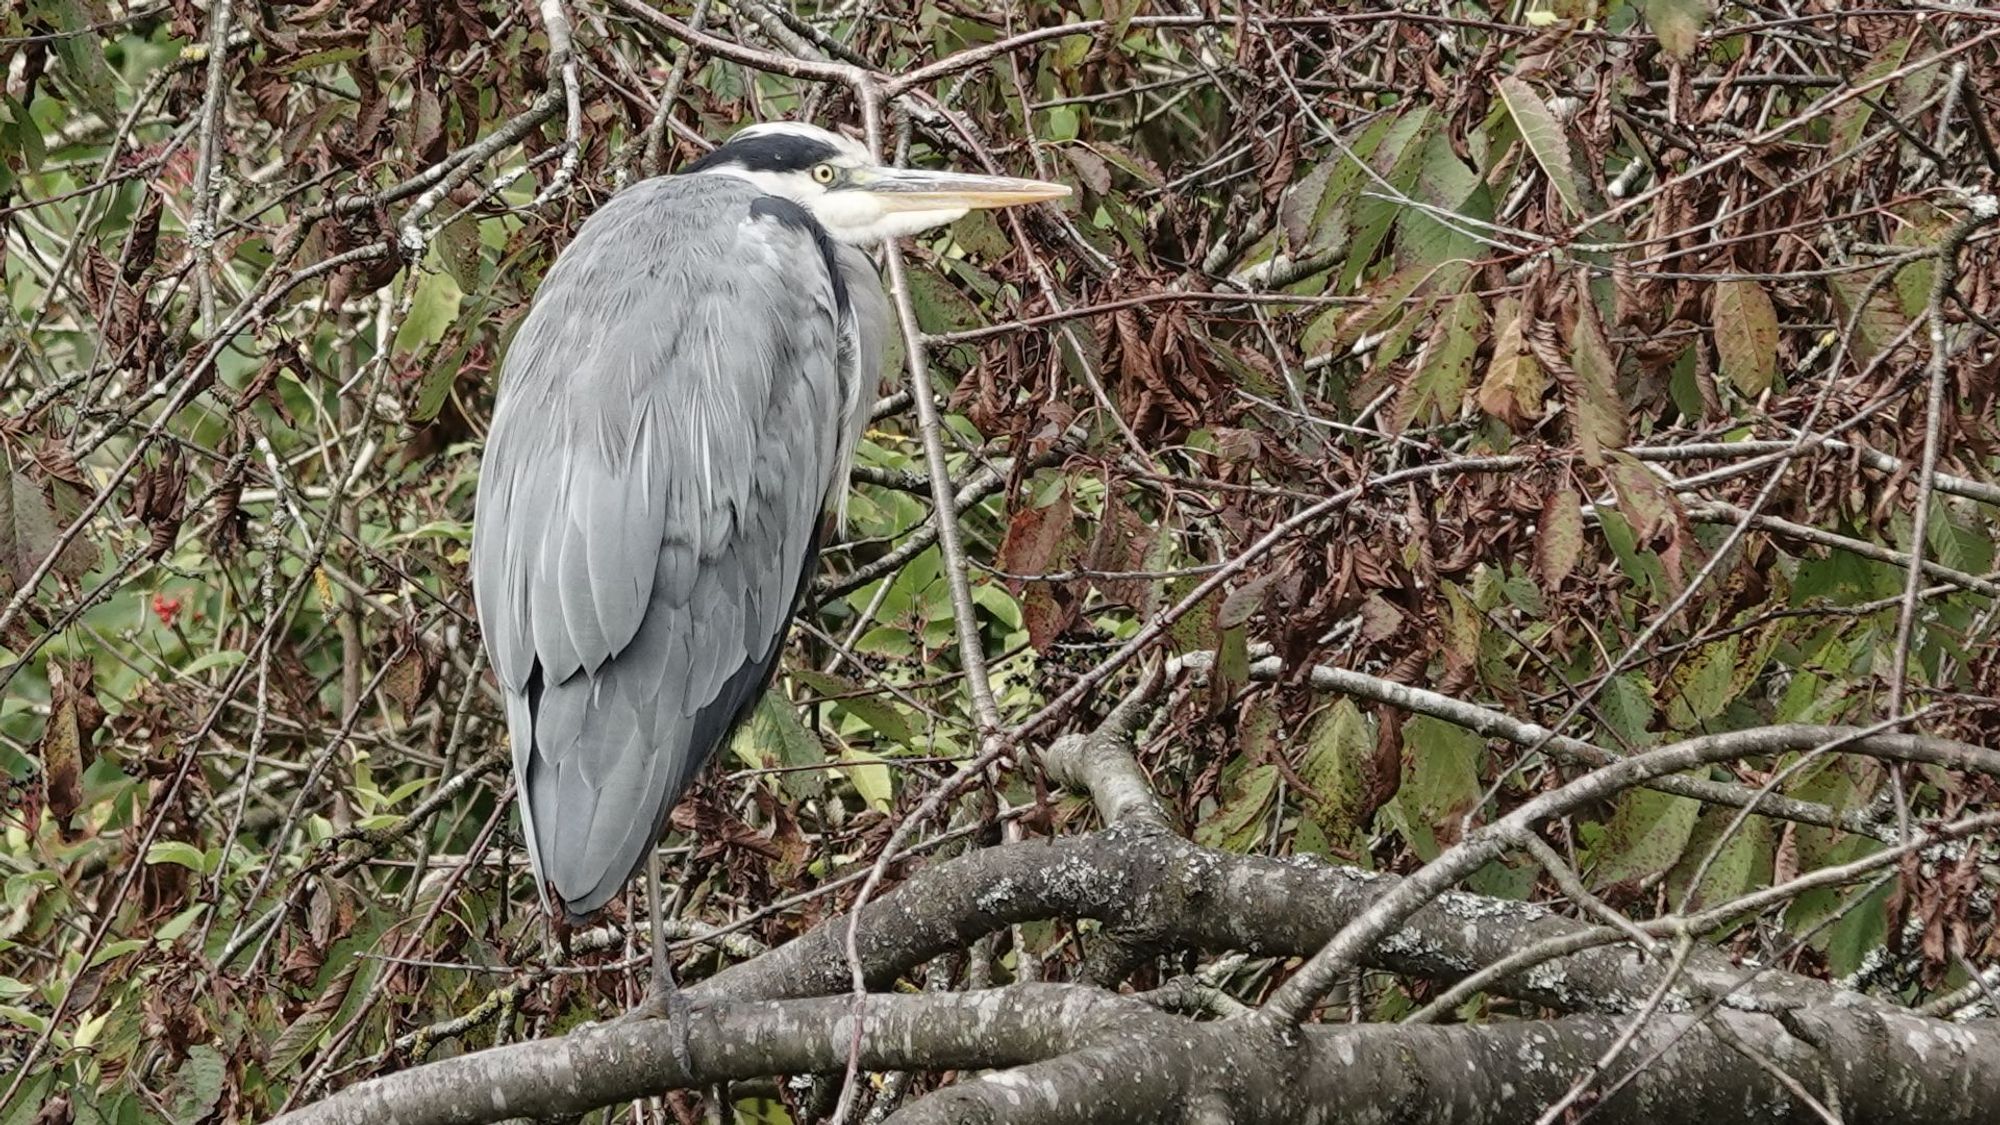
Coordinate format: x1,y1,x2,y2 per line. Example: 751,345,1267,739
2,0,1998,1121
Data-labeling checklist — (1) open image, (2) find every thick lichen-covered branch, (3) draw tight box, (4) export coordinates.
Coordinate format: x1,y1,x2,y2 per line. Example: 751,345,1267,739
268,981,2000,1125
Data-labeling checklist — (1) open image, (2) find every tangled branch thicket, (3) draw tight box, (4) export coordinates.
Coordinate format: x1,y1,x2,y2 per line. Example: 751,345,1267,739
4,2,2000,1122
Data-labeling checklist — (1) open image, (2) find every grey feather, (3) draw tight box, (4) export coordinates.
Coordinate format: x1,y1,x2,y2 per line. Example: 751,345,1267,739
471,174,882,918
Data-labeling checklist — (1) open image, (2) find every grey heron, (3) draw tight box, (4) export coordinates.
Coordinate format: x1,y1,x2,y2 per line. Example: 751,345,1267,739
470,122,1067,1023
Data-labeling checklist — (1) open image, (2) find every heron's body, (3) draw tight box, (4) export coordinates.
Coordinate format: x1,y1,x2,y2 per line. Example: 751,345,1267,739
474,174,883,917
470,121,1065,932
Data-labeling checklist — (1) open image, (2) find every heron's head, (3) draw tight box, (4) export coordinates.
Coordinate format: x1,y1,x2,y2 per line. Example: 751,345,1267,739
683,122,1070,245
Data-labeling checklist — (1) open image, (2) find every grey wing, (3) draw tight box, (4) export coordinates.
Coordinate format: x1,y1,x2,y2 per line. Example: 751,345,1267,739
471,177,854,917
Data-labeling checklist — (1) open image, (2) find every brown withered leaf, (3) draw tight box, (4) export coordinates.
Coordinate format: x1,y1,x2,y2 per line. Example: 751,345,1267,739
1534,488,1585,591
1113,308,1165,403
994,486,1075,591
381,622,438,715
1061,145,1111,197
128,449,189,560
1605,454,1681,545
1218,572,1278,630
235,342,307,427
206,422,252,557
40,660,106,834
1606,453,1693,588
269,956,360,1073
1024,579,1084,654
123,188,165,283
1565,287,1628,463
1476,298,1546,430
1257,115,1299,210
1631,318,1697,372
141,952,212,1061
409,87,446,165
28,1094,69,1125
1083,493,1153,609
1713,277,1779,396
1357,593,1407,644
245,66,293,129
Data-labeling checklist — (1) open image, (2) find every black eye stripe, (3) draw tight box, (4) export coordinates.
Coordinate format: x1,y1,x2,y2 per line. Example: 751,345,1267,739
682,132,842,175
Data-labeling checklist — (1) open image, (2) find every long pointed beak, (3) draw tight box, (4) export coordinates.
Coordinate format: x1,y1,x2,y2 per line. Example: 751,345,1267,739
851,165,1071,212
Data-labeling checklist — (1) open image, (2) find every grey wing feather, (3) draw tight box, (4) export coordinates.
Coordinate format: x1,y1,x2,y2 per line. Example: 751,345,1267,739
472,175,863,917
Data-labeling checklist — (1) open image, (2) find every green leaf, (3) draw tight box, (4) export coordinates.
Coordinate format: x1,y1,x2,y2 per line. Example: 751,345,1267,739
1395,130,1485,275
1928,496,1995,577
0,1004,48,1035
1599,674,1655,746
1645,0,1712,59
1044,104,1080,143
1279,162,1337,255
177,649,248,678
949,210,1012,260
1605,453,1679,543
1589,788,1699,888
1297,699,1375,846
1340,106,1435,290
840,749,894,812
1301,264,1429,359
788,669,917,747
28,0,121,120
274,46,369,74
1394,717,1481,861
1788,760,1876,871
1827,269,1906,369
87,938,146,969
1393,287,1480,429
436,217,485,294
1890,203,1951,316
1309,112,1399,257
732,691,826,800
1832,38,1912,155
1217,573,1275,630
1594,506,1656,592
1670,809,1774,915
1194,763,1280,853
1665,635,1737,726
1496,77,1584,219
145,841,212,873
1439,580,1482,680
1822,878,1892,978
903,268,984,334
1712,279,1779,396
168,1045,227,1125
1086,141,1162,189
395,269,464,355
0,94,46,176
155,904,207,944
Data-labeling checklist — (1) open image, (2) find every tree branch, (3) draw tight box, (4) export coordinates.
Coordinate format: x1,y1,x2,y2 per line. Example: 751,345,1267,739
267,982,2000,1125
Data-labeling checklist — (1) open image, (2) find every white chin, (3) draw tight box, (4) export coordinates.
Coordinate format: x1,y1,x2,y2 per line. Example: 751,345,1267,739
834,207,970,245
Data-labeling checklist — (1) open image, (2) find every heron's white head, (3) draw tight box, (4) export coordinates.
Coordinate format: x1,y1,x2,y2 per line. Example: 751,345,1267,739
683,121,1070,245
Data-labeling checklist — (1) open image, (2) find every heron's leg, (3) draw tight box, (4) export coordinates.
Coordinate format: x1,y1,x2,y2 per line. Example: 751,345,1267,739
648,849,676,997
615,850,694,1073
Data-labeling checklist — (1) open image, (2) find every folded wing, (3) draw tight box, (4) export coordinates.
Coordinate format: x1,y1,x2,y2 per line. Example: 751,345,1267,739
472,176,851,917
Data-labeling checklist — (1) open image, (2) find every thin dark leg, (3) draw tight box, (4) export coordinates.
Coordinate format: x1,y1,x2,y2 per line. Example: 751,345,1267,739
649,850,676,996
614,850,694,1073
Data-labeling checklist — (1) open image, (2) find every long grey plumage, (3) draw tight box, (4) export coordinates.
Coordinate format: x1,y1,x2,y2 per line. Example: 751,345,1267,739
472,174,883,918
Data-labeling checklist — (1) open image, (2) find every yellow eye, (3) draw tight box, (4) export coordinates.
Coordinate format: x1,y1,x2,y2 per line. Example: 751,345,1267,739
811,163,836,184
